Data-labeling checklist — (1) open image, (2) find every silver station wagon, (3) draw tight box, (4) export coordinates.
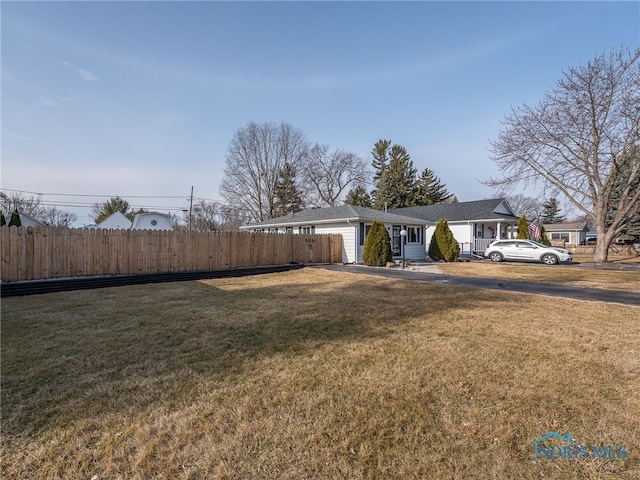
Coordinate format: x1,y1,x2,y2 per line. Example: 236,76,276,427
484,239,573,265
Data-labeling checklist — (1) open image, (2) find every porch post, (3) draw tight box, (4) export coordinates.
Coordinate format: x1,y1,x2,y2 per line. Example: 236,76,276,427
496,222,502,240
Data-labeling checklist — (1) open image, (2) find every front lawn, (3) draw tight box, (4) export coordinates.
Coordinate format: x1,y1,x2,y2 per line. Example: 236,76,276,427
438,262,640,293
2,268,639,479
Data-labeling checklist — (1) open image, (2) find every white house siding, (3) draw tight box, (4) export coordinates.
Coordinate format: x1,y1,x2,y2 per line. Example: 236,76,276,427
131,213,173,230
404,243,426,262
314,223,356,263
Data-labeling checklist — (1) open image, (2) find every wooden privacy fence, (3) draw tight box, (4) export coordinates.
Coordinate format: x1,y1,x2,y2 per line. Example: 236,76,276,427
0,226,343,283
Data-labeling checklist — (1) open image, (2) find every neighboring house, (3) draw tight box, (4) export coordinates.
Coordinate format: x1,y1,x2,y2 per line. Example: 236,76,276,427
96,211,132,230
14,211,46,227
131,211,173,230
543,222,589,246
240,205,427,264
392,198,520,254
92,211,173,231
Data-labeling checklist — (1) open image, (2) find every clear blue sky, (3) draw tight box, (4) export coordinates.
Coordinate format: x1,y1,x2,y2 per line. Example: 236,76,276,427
2,1,639,225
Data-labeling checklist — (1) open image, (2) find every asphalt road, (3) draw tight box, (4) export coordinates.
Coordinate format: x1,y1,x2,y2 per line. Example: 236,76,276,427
312,264,640,307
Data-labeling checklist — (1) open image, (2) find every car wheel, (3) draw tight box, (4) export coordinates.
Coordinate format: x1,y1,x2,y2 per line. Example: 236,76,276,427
489,252,503,262
541,254,558,265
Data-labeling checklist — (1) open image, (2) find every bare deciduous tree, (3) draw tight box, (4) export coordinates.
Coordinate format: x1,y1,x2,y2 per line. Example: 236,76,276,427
500,194,542,220
220,121,309,222
301,144,369,208
1,192,77,227
0,192,44,218
486,47,640,262
182,199,220,231
41,207,78,227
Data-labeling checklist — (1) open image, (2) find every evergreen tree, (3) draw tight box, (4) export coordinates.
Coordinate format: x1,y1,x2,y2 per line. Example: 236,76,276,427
373,144,417,210
344,185,372,208
541,197,565,224
92,196,131,224
371,139,454,210
606,144,640,237
273,162,304,217
9,209,22,227
362,220,392,266
371,139,391,185
539,225,551,246
516,215,531,239
428,219,459,262
1,212,6,226
414,168,453,205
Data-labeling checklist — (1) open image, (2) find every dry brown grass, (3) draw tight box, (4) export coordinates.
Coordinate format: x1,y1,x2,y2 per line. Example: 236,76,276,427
2,268,639,479
572,254,640,265
438,262,640,293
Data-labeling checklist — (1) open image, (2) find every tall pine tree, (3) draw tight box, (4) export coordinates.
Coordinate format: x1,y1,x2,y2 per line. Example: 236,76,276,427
371,139,454,210
273,162,304,217
414,168,453,205
344,185,373,208
541,197,565,224
373,143,417,210
606,144,640,237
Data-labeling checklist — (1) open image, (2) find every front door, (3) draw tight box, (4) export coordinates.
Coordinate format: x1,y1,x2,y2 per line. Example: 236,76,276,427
392,225,401,256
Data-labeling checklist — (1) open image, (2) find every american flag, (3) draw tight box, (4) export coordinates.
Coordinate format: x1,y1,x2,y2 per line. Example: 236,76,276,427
528,221,541,241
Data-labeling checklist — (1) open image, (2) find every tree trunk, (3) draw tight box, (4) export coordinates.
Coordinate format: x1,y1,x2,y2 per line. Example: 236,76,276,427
593,221,616,263
593,240,609,263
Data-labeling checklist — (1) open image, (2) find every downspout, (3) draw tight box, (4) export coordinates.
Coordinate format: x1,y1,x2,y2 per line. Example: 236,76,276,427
346,219,357,264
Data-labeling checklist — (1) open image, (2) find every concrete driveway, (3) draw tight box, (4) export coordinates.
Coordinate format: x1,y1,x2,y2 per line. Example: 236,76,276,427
313,264,640,307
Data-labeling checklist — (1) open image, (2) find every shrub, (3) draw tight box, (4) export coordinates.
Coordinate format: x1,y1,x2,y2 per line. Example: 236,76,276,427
516,215,530,239
539,225,551,246
363,220,392,266
428,219,459,262
8,210,21,227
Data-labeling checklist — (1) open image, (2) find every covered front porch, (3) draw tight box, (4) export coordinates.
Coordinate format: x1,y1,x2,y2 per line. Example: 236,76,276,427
455,220,518,255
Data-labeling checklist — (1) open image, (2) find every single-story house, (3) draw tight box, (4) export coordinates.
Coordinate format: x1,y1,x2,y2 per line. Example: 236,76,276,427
88,211,173,231
391,198,520,254
542,222,589,246
240,198,521,263
240,205,427,264
10,211,46,227
96,211,133,229
131,211,173,230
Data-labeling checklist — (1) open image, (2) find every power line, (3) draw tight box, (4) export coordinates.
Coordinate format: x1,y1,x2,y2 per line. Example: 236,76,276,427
0,188,223,204
0,188,190,200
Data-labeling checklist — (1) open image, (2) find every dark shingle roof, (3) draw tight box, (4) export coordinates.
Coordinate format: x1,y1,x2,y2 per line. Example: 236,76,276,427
241,205,425,228
542,222,589,231
391,198,519,223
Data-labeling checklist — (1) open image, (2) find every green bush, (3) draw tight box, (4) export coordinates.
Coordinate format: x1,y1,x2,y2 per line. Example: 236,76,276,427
8,210,21,227
428,219,459,262
516,215,530,239
362,220,392,266
539,225,551,246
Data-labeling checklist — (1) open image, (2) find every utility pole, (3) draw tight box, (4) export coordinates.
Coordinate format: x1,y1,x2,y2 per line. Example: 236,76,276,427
189,186,193,231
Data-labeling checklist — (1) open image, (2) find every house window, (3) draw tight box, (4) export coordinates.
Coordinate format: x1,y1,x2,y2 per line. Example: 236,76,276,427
286,227,293,234
406,226,422,244
551,232,570,242
300,226,315,234
359,223,372,245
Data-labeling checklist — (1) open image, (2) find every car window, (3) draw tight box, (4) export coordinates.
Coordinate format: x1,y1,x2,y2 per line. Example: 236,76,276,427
517,241,536,248
496,241,516,247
